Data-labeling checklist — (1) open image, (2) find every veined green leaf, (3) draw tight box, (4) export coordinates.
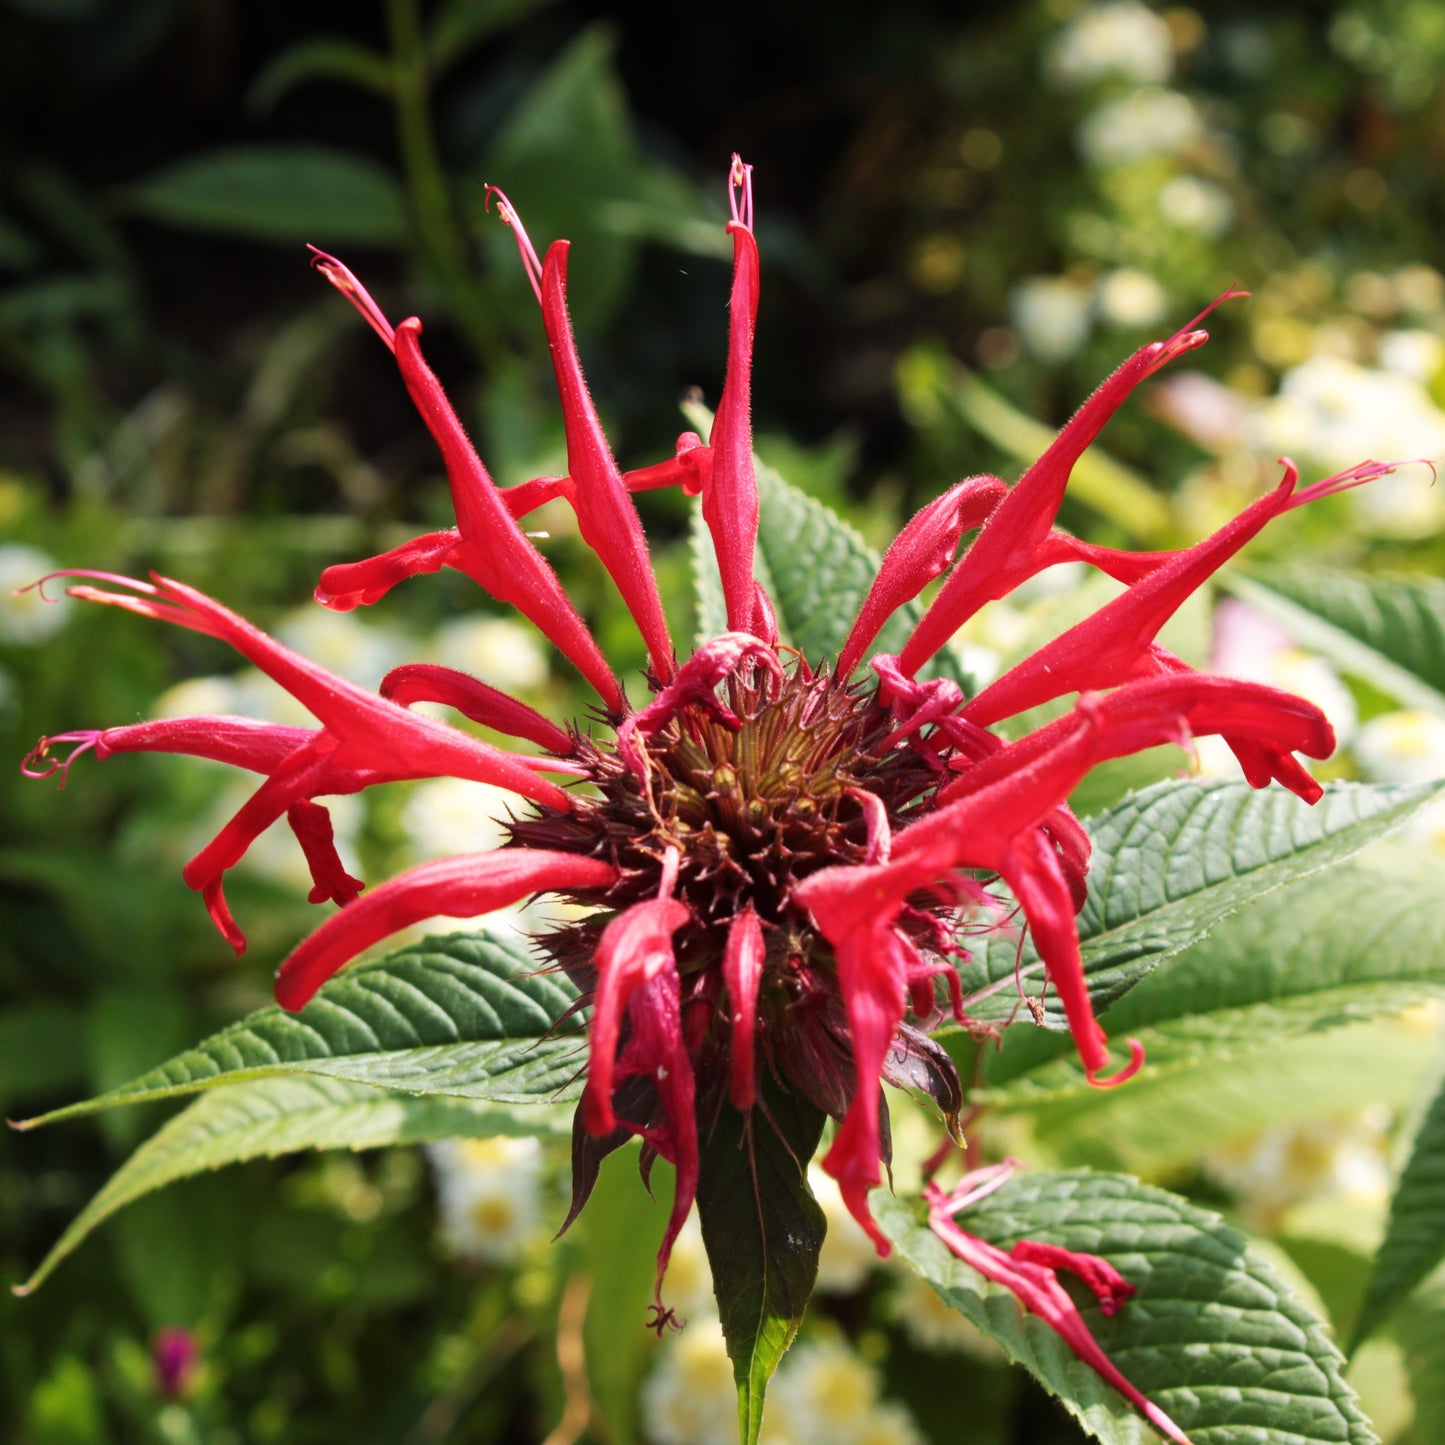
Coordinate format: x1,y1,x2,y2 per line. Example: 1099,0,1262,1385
15,1075,564,1295
19,931,581,1128
1354,1066,1445,1349
960,779,1445,1076
697,1080,826,1445
879,1171,1378,1445
122,145,407,245
985,832,1445,1106
1225,568,1445,716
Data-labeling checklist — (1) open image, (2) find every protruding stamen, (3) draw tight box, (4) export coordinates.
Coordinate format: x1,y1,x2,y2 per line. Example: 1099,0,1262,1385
484,185,544,304
729,153,754,232
307,246,396,352
1086,1037,1146,1089
21,731,100,786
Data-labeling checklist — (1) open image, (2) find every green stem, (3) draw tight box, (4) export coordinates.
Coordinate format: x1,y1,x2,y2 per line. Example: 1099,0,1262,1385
385,0,500,365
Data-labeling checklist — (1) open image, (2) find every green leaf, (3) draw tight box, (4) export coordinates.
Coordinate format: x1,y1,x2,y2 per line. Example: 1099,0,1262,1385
878,1170,1379,1445
15,1074,561,1295
1394,1273,1445,1442
1226,568,1445,716
696,1080,827,1445
961,778,1445,1080
122,145,407,245
18,931,581,1127
427,0,556,71
244,38,395,114
988,830,1445,1108
1354,1067,1445,1348
685,403,967,687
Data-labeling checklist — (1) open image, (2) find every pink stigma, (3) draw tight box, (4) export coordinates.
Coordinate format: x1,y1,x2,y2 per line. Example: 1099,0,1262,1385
729,153,754,232
307,246,396,352
484,185,544,304
21,731,100,786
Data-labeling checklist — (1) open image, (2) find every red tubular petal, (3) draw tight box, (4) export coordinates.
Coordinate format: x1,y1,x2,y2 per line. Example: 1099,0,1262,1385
581,897,692,1136
287,799,365,906
899,315,1221,677
381,663,571,753
838,475,1006,677
540,241,675,682
274,850,618,1010
136,576,574,813
705,224,762,635
391,318,625,711
962,466,1302,728
722,908,765,1109
315,531,459,610
89,716,315,774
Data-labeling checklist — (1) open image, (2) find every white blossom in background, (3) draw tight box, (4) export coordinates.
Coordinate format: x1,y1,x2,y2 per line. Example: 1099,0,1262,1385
1096,267,1169,330
1157,175,1234,236
154,674,245,721
1011,277,1093,362
1354,709,1445,785
427,1136,546,1264
400,776,518,859
1045,0,1174,89
1378,328,1444,382
1202,1107,1394,1231
809,1165,878,1294
642,1316,739,1445
764,1338,881,1445
432,615,549,692
1077,89,1204,167
887,1267,1007,1360
275,603,410,688
1246,356,1445,535
0,544,72,644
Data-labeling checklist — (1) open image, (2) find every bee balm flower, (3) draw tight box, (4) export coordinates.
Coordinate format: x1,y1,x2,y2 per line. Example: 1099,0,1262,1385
25,157,1393,1338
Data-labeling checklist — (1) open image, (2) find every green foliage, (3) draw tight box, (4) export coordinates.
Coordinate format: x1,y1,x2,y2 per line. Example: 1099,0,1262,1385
696,1081,826,1445
122,145,409,246
879,1172,1379,1445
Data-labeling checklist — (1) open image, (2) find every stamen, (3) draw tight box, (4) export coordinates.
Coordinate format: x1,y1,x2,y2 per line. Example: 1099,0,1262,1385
729,153,754,232
307,246,397,351
1086,1037,1146,1089
20,731,100,786
1288,455,1435,509
484,185,544,304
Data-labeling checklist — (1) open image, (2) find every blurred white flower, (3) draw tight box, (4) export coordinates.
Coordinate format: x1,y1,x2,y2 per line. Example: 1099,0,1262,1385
1202,1107,1393,1231
400,776,519,859
275,604,409,688
1096,268,1169,329
1247,356,1445,536
888,1268,1006,1360
1011,277,1093,362
766,1338,879,1445
1078,89,1204,167
809,1165,878,1294
0,545,72,644
642,1315,739,1445
1379,328,1444,382
1353,710,1445,785
1158,176,1233,236
432,616,549,692
853,1402,927,1445
154,675,246,721
1045,1,1174,89
428,1136,546,1264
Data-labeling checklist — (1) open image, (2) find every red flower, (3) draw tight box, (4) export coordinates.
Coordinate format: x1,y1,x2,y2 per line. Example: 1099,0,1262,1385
24,156,1403,1325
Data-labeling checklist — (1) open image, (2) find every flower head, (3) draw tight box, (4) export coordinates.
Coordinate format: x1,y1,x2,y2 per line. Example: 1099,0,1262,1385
24,157,1400,1328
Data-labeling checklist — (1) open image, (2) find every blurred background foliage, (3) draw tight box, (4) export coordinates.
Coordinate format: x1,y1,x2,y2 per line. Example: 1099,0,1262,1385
4,1,1445,1441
